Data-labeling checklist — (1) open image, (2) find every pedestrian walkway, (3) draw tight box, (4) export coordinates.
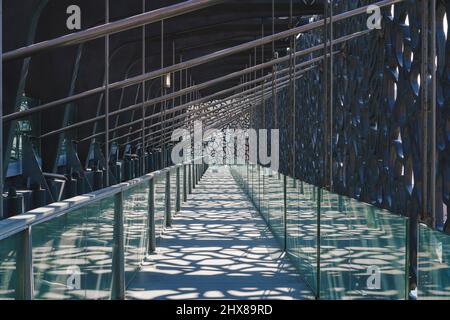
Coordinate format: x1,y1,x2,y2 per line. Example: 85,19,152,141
127,166,313,300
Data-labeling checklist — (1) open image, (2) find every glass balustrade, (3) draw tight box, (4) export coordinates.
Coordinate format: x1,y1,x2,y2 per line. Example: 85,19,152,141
232,163,412,300
123,184,149,285
286,178,318,294
0,161,447,300
170,168,177,216
319,190,409,300
266,170,285,246
0,233,21,299
154,174,167,241
418,225,450,299
0,162,195,300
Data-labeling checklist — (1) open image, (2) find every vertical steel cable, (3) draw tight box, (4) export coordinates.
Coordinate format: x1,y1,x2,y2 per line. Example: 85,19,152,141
141,0,146,175
329,0,334,191
105,0,110,186
430,0,436,228
421,0,429,222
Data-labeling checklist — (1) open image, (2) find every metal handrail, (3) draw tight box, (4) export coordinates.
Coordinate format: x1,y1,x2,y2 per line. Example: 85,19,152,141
2,0,398,123
147,93,269,148
0,160,196,241
2,0,225,62
147,69,309,148
37,38,344,142
0,156,207,300
123,73,283,148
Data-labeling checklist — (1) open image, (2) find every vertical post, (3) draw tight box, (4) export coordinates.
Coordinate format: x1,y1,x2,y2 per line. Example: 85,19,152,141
196,163,199,184
105,0,110,187
183,164,187,201
246,162,249,193
189,76,193,164
408,0,430,296
271,62,277,130
16,228,33,300
192,163,195,189
188,162,192,194
179,55,183,111
289,0,295,180
316,187,321,299
322,0,329,188
430,0,436,228
185,70,189,152
257,164,260,209
141,0,146,175
0,0,3,220
272,0,277,130
112,191,125,300
176,166,181,212
253,48,257,129
195,164,198,185
160,20,165,169
329,0,334,191
172,41,175,121
272,0,275,57
283,174,287,252
261,21,265,132
421,0,429,222
165,170,171,227
148,178,156,253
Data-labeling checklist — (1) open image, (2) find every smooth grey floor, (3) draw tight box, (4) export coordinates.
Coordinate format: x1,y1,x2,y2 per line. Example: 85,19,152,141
127,166,313,300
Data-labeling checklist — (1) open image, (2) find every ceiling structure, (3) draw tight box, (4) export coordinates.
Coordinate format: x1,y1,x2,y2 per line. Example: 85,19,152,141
2,0,324,173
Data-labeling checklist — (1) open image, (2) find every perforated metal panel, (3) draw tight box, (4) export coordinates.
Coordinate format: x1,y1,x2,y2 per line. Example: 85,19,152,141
254,0,449,231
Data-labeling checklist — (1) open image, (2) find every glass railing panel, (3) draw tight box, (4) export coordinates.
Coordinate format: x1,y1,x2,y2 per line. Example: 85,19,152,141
285,176,298,257
319,190,408,300
418,225,450,299
267,170,285,245
249,164,257,204
233,165,246,191
257,166,262,210
286,178,318,294
154,174,167,241
179,167,184,202
248,164,253,200
232,166,239,187
257,165,263,216
83,197,115,299
247,164,251,192
136,183,149,268
240,165,246,189
0,233,20,299
32,196,117,300
260,166,271,222
170,168,177,214
123,183,149,285
32,206,87,299
254,165,261,211
243,164,248,191
238,165,243,189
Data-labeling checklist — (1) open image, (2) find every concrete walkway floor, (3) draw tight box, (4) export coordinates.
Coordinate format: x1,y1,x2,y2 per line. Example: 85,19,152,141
127,166,313,300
